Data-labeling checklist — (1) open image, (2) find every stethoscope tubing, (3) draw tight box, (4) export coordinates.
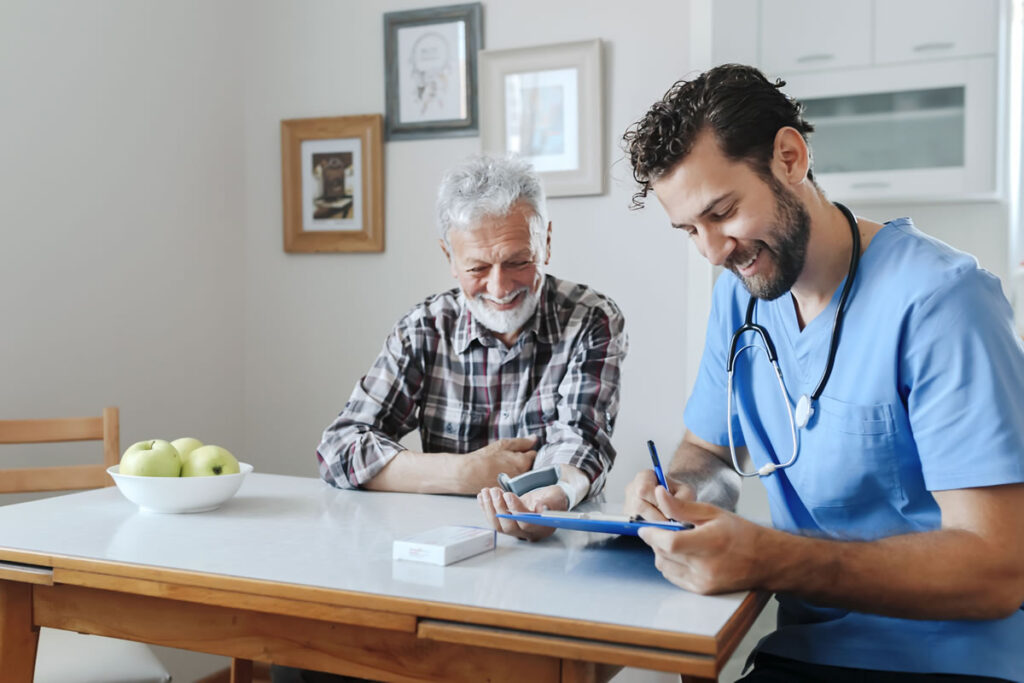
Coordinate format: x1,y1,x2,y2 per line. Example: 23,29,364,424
726,202,861,477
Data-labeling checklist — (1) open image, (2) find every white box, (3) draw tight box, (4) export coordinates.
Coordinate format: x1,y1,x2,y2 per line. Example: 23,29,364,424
392,525,496,566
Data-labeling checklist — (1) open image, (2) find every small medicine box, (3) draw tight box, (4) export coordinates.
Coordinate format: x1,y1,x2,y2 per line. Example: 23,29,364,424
392,525,496,566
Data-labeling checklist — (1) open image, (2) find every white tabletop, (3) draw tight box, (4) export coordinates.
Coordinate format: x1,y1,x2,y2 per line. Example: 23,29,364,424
0,473,748,639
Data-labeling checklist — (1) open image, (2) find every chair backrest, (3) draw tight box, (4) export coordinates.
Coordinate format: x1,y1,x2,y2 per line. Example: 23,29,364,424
0,406,119,494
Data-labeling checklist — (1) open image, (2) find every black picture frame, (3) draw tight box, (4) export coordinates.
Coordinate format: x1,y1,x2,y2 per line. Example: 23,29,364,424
383,3,482,141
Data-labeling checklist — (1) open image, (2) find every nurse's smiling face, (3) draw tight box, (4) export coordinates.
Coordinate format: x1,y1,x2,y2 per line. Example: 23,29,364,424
651,129,811,301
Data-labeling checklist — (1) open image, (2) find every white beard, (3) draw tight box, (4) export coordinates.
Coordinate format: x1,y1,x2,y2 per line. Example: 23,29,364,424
464,281,543,335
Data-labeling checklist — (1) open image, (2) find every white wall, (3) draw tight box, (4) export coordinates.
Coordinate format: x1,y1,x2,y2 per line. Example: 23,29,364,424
1,0,243,678
239,0,699,511
0,0,246,452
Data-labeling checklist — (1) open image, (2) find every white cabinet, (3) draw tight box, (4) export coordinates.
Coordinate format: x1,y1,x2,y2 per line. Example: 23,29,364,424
754,0,1004,202
760,0,872,73
784,59,996,201
875,0,999,64
761,0,1000,73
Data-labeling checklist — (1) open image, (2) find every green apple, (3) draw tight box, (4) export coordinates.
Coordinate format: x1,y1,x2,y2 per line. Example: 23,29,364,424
120,440,182,477
170,437,204,465
181,444,240,477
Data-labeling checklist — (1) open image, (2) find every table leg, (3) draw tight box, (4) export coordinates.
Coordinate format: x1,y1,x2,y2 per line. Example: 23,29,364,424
231,657,254,683
0,580,38,683
560,661,622,683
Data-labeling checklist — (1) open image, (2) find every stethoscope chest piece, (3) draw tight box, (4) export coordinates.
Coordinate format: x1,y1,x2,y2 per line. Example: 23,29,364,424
795,394,814,429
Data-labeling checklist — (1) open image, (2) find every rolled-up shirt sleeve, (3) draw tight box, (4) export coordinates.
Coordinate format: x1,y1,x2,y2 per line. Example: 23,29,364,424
317,324,424,489
535,302,627,498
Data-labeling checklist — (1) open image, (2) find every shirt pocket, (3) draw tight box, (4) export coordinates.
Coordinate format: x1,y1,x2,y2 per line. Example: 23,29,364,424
791,395,902,511
420,402,489,453
521,390,561,433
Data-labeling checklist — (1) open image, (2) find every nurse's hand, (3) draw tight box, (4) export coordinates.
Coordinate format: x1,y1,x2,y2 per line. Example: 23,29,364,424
624,469,696,522
478,485,565,541
638,486,765,594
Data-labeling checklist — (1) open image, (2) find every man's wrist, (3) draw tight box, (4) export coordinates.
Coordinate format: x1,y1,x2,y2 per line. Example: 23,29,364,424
556,481,577,509
556,464,591,510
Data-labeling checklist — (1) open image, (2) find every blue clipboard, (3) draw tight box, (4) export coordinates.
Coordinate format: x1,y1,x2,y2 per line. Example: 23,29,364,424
495,511,692,536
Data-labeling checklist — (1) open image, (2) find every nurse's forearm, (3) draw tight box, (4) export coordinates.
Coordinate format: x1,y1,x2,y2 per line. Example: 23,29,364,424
758,529,1018,619
755,490,1024,620
668,438,740,511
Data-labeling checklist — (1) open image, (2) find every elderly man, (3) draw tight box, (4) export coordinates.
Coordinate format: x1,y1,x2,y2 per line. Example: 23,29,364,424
316,154,626,539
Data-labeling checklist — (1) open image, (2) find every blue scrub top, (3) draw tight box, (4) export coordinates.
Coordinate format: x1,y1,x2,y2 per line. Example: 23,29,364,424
685,218,1024,679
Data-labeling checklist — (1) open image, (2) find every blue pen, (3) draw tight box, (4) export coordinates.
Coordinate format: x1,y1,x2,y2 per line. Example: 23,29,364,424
647,440,669,490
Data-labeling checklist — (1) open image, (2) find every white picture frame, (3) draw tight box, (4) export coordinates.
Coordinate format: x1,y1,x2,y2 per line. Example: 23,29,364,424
479,39,603,197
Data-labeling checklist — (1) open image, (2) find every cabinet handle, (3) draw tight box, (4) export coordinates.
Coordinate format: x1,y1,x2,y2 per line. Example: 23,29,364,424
795,53,835,64
850,181,891,190
913,41,955,53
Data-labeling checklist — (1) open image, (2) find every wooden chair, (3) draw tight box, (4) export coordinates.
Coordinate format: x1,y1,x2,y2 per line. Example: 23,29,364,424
0,407,172,683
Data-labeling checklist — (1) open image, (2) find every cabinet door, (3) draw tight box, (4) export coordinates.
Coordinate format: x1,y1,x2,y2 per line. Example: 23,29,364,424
760,0,871,74
784,58,996,201
875,0,999,64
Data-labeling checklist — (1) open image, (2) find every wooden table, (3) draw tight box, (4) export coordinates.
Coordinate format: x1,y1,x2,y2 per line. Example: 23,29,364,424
0,474,767,682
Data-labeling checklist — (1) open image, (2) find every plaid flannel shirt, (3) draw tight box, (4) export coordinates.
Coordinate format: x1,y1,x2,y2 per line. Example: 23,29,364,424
317,275,627,497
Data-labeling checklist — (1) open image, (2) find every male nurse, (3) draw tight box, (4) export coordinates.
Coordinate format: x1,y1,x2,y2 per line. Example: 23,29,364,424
623,64,1024,681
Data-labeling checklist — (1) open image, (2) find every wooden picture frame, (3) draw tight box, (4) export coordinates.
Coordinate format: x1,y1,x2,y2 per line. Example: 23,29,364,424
479,39,604,197
281,115,384,253
384,3,483,141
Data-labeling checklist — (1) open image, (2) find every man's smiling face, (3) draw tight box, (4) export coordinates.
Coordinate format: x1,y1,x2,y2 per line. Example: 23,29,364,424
652,130,811,300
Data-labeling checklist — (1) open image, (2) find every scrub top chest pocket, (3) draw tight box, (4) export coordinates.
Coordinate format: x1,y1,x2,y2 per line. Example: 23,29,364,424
786,395,904,533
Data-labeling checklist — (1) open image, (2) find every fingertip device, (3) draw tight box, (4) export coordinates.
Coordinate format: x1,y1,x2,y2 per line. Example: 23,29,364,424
497,465,559,496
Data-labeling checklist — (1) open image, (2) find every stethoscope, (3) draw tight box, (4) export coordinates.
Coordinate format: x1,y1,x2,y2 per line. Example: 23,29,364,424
726,202,861,477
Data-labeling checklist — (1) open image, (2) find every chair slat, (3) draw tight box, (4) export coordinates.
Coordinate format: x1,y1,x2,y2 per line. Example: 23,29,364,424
0,417,104,444
0,464,112,494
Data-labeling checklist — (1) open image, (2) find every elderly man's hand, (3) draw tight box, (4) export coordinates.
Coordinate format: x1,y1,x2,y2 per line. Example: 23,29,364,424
458,437,537,493
624,469,696,522
478,484,566,541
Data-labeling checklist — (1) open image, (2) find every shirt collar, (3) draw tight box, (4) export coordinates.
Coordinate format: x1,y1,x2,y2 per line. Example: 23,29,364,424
453,275,560,353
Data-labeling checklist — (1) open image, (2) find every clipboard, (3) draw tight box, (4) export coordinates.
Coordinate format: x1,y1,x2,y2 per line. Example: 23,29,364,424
495,511,692,536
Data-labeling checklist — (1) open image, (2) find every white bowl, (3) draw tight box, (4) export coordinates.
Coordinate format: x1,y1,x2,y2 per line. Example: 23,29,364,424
107,463,254,513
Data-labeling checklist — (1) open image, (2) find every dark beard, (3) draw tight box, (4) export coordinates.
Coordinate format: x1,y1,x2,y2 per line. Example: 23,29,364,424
728,176,810,301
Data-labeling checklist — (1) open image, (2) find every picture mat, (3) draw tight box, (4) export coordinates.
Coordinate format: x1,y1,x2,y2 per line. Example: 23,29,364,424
301,138,363,232
503,68,579,173
397,21,468,125
479,39,603,197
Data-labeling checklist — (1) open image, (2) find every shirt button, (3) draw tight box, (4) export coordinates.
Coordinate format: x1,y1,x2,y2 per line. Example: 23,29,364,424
501,411,510,418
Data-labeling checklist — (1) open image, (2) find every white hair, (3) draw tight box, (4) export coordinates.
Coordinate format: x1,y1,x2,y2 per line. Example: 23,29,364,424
436,155,548,258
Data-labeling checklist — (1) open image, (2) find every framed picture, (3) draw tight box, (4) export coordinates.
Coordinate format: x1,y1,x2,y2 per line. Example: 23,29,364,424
384,3,482,141
479,39,604,197
280,115,384,253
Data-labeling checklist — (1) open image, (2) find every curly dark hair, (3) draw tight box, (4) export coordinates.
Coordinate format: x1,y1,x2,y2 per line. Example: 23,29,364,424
623,64,815,209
